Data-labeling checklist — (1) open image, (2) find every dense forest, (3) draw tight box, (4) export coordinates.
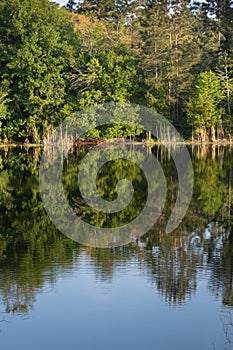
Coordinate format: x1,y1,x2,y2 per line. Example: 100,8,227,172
0,0,233,143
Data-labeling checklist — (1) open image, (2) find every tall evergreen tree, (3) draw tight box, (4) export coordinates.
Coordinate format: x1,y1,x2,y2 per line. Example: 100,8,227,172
72,0,139,23
75,0,117,20
216,52,233,126
136,0,201,123
194,0,233,64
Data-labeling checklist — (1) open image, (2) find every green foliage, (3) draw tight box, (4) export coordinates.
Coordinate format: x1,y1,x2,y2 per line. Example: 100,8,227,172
72,0,136,23
70,50,141,138
0,0,233,142
186,71,224,139
71,51,139,105
0,0,75,142
0,81,9,135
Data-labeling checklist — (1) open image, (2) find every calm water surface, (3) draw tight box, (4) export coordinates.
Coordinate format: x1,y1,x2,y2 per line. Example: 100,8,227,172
0,145,233,350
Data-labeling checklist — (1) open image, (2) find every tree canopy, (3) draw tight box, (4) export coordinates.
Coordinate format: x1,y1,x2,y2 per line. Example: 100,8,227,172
0,0,232,143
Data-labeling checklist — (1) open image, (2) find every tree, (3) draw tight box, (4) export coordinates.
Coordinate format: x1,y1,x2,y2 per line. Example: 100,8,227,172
136,0,201,124
72,0,138,23
0,81,9,139
75,0,117,20
0,0,76,142
69,49,141,138
186,71,224,141
71,13,113,56
194,0,233,64
70,50,139,103
216,52,233,124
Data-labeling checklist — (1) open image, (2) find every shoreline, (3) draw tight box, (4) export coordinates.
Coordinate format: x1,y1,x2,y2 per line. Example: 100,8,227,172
0,139,233,148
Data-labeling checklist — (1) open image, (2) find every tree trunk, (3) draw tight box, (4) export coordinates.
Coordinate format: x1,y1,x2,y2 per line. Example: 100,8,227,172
218,28,221,66
211,126,216,142
145,131,152,142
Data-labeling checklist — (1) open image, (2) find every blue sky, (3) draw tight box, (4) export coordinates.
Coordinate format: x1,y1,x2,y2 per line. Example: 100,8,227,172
53,0,67,6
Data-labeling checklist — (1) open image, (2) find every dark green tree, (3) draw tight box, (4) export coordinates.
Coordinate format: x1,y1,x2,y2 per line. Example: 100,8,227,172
0,0,76,142
75,0,117,20
194,0,233,64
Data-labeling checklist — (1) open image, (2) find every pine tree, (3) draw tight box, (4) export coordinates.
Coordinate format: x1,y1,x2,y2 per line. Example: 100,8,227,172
216,52,233,128
75,0,117,20
73,0,139,23
136,0,201,123
194,0,233,64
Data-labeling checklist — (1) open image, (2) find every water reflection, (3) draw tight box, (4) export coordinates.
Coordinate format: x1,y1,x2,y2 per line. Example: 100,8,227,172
0,144,233,318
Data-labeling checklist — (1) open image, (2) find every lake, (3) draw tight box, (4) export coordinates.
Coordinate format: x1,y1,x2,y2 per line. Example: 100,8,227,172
0,144,233,350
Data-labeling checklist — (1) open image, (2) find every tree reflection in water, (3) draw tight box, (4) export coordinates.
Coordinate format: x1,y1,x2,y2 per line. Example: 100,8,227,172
0,144,233,316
